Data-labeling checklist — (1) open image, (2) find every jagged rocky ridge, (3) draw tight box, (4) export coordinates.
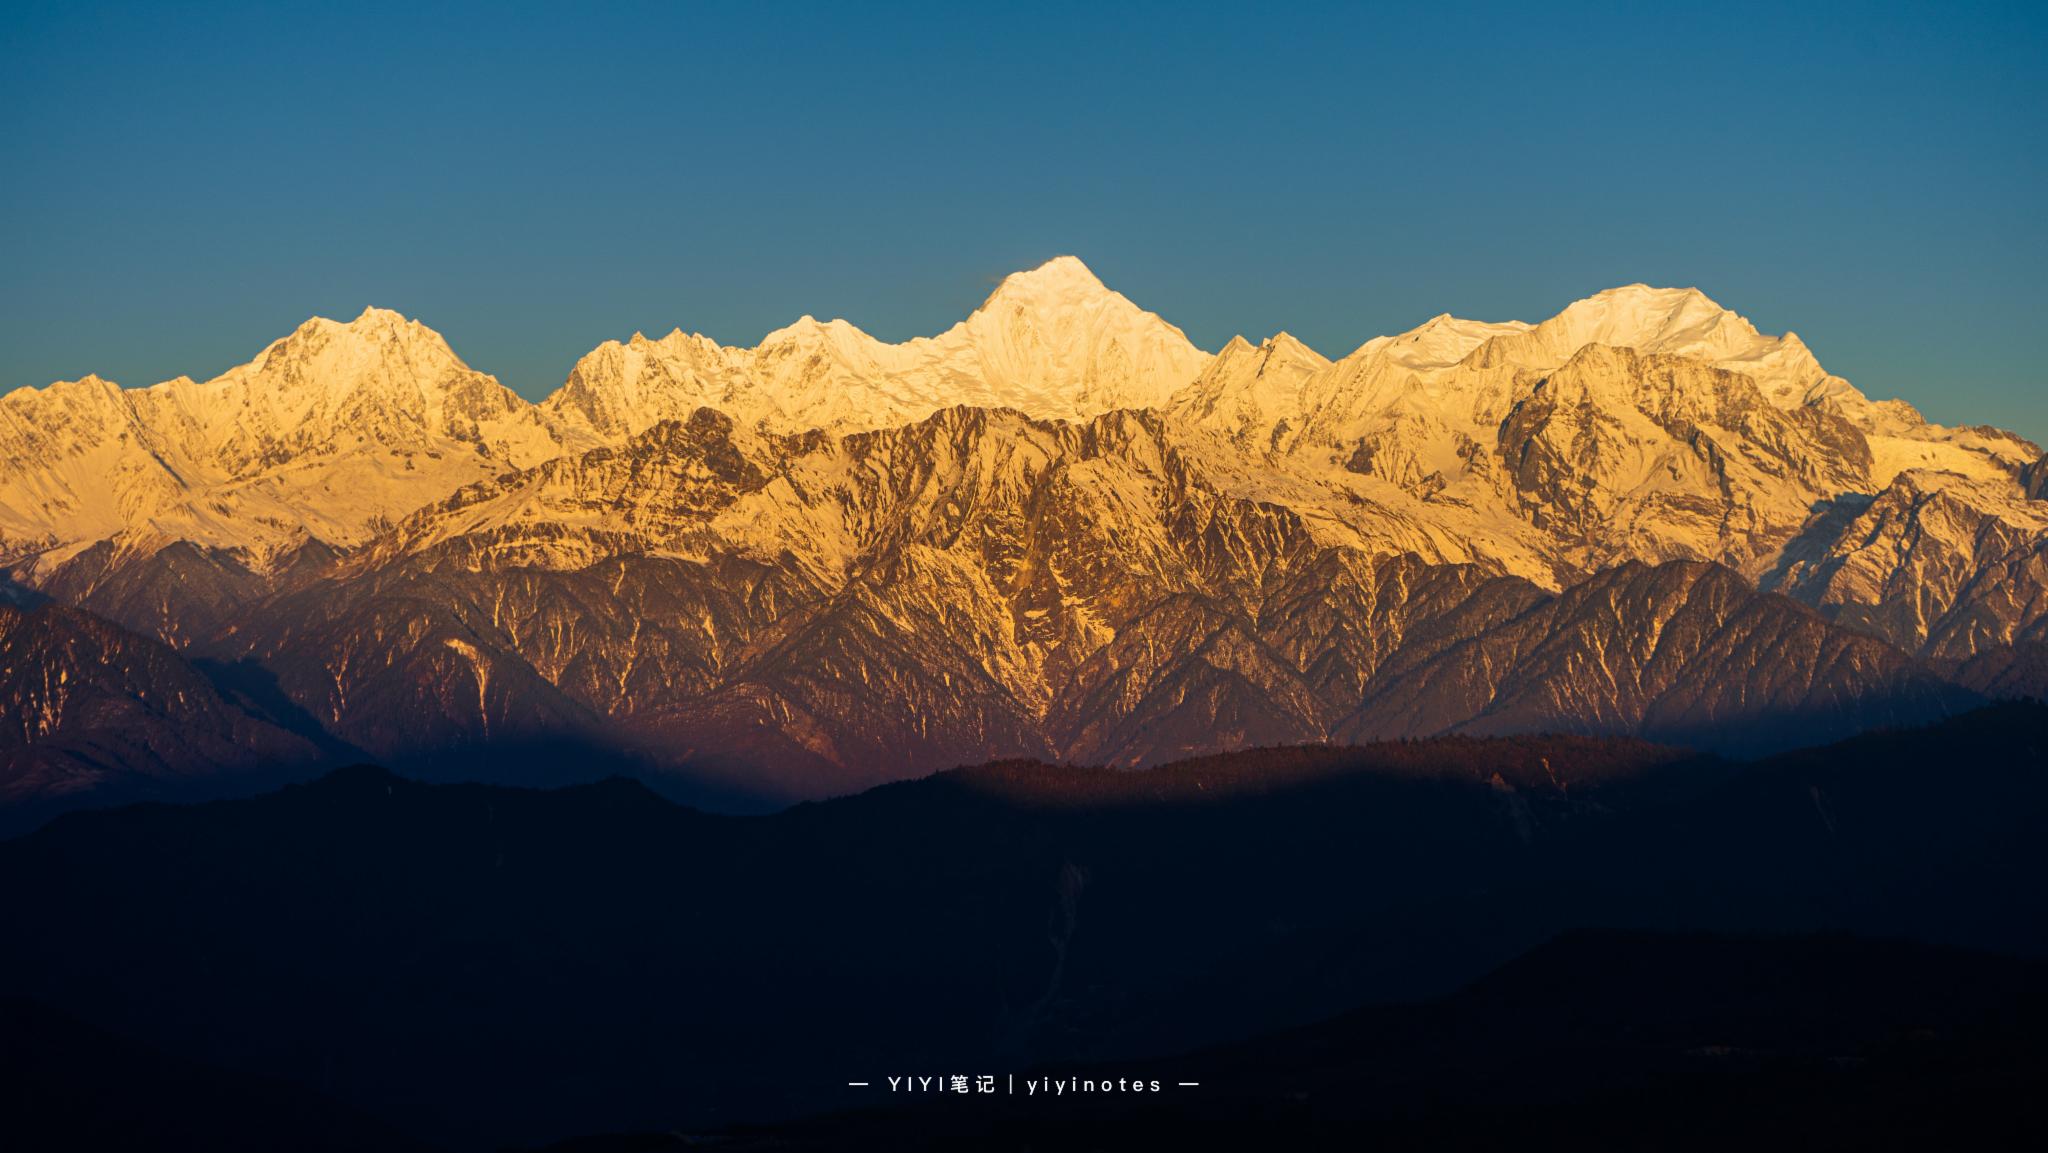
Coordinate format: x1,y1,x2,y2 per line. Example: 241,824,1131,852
0,601,319,810
0,259,2042,807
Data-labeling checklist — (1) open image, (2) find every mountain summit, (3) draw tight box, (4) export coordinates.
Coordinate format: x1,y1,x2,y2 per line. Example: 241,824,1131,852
975,253,1109,302
1,261,2043,812
0,307,573,563
542,255,1209,439
3,263,2033,588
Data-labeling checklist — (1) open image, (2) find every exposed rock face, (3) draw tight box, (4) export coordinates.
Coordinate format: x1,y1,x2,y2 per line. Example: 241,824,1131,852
1492,344,1873,575
1338,562,1973,755
173,409,1972,802
0,603,318,807
0,260,2040,808
2022,453,2048,501
1769,470,2048,661
1955,642,2048,702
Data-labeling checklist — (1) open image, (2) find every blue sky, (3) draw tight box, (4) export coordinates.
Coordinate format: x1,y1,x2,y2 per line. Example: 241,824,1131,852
3,1,2043,439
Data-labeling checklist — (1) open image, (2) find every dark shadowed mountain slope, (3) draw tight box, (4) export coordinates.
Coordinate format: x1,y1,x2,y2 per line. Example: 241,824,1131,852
0,603,326,819
1341,560,1979,754
1958,640,2048,701
2024,452,2048,500
1,704,2043,1149
0,738,1694,1148
694,931,2048,1153
0,544,1985,824
0,998,432,1153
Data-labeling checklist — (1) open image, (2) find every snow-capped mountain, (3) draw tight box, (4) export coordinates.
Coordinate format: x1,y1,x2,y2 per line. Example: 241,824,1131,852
1769,467,2048,661
1161,279,2039,623
1,257,2042,811
541,255,1211,440
0,308,576,572
190,402,1961,795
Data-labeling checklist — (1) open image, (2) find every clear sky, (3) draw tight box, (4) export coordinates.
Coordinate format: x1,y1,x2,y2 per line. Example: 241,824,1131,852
3,1,2043,440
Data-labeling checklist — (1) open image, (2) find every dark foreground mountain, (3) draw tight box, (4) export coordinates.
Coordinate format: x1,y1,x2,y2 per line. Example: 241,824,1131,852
1,703,2043,1150
0,999,431,1153
678,932,2048,1153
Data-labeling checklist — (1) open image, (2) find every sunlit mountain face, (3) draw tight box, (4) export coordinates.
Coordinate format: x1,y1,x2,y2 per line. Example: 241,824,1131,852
4,0,2042,1147
10,0,2048,1145
2,263,2043,1151
2,256,2043,818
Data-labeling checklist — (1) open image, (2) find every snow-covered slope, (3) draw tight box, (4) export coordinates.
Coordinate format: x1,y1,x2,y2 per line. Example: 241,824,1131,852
1165,333,1330,451
1769,468,2048,660
1,262,2041,663
0,374,195,564
1174,283,2027,480
1164,282,2039,596
0,308,579,571
3,261,2043,811
543,256,1212,439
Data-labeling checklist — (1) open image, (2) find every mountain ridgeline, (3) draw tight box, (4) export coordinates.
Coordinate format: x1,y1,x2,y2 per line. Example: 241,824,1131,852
1,259,2043,812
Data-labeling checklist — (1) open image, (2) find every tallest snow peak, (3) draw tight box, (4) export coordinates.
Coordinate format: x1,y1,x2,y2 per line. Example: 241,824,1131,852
1015,254,1106,288
977,256,1114,312
352,305,408,325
